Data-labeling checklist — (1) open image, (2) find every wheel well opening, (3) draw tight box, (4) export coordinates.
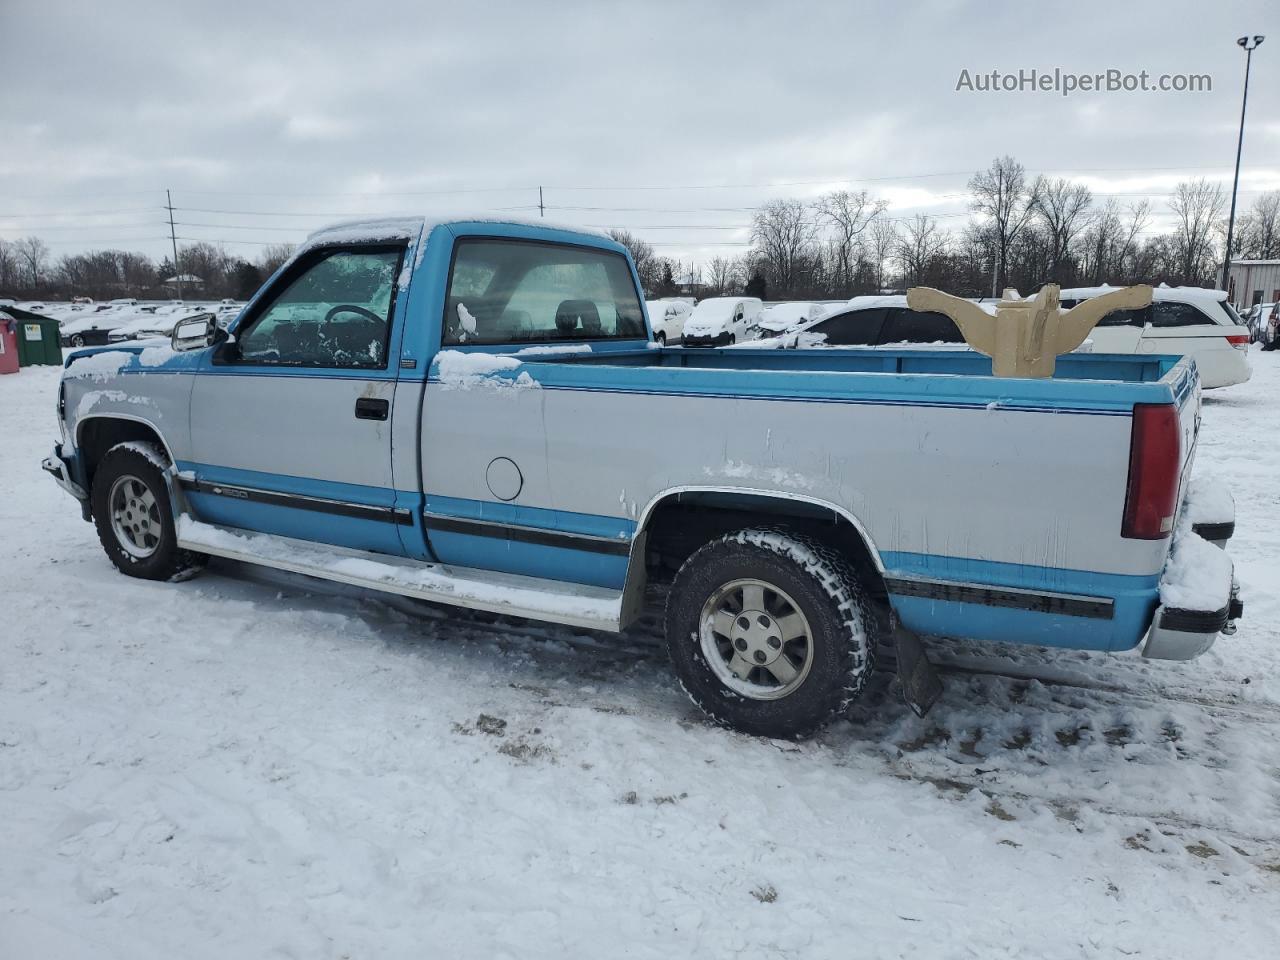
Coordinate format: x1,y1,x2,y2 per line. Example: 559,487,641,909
640,492,887,607
78,418,167,494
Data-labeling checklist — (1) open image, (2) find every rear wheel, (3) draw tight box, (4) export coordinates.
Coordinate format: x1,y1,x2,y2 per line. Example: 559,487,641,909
70,333,86,347
91,442,206,581
654,331,666,346
665,529,876,739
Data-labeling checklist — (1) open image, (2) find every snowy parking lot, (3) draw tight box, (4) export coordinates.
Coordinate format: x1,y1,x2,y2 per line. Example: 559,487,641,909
2,353,1279,959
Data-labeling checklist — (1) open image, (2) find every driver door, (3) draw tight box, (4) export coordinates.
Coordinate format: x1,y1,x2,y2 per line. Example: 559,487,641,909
185,243,411,555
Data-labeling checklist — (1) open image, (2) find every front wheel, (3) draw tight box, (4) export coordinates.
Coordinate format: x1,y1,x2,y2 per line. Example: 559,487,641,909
665,529,877,739
654,331,666,346
70,333,86,347
91,442,206,581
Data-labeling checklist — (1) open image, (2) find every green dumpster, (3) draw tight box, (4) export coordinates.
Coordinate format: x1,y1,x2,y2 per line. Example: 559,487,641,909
9,310,62,366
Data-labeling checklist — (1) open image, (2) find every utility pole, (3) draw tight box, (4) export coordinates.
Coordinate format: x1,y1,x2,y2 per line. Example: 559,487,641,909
1221,35,1265,296
166,189,184,300
538,186,544,218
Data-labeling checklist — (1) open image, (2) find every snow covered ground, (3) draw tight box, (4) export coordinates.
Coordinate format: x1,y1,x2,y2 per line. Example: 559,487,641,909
2,353,1278,959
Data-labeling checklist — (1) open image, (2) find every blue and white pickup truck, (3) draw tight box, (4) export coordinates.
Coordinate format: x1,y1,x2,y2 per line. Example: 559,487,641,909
44,216,1243,738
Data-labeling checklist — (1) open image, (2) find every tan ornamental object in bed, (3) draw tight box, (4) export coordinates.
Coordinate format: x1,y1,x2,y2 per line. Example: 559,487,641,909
905,283,1154,378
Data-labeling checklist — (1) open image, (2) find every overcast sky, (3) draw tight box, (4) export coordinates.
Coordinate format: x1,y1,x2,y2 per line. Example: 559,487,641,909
2,0,1276,266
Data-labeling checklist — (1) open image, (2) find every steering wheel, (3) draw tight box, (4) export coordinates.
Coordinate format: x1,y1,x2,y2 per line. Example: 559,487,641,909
324,304,383,324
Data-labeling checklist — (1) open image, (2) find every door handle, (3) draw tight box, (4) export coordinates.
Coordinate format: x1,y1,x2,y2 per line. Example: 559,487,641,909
355,397,389,421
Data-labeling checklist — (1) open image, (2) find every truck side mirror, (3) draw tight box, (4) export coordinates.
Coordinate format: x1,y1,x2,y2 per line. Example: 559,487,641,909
171,312,221,352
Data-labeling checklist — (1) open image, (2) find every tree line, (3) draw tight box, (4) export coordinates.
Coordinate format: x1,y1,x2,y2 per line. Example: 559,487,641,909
616,157,1280,301
0,239,296,301
3,156,1278,303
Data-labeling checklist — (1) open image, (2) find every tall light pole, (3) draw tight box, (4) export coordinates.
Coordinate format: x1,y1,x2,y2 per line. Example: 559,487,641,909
1221,34,1265,296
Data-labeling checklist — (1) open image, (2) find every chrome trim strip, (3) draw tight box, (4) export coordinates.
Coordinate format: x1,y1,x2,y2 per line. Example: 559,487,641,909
181,478,412,526
884,574,1115,620
423,511,632,556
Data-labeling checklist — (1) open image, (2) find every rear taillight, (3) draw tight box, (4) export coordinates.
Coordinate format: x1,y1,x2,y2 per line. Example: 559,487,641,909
1122,403,1181,539
1226,334,1249,351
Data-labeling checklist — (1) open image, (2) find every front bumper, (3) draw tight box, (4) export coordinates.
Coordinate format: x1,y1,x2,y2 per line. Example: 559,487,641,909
682,331,733,347
43,443,91,518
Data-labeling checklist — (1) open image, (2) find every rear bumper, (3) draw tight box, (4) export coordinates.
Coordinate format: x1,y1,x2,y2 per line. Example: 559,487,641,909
1141,518,1242,661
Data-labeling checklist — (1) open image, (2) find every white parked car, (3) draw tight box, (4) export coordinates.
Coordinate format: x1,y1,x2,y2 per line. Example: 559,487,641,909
644,299,692,344
681,297,763,347
1059,285,1251,389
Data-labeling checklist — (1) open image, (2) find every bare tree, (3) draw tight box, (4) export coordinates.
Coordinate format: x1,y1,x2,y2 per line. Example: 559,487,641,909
705,256,738,295
1237,190,1280,260
14,236,50,288
968,156,1043,292
607,229,659,292
868,217,900,292
0,238,16,291
750,198,816,296
1169,179,1225,286
257,242,297,277
1117,201,1150,279
1034,178,1093,280
816,189,886,293
896,215,949,286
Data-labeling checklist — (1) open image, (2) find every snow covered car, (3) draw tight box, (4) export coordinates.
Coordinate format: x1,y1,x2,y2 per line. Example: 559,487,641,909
1059,286,1251,389
745,296,970,351
681,297,762,346
43,216,1243,739
644,299,691,345
753,301,831,338
59,300,145,347
107,304,211,343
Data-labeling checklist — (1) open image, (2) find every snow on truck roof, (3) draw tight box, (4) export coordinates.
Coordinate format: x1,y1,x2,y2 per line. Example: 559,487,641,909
303,215,613,249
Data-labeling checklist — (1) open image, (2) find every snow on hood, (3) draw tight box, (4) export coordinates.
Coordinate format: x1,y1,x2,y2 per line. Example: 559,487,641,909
759,302,828,331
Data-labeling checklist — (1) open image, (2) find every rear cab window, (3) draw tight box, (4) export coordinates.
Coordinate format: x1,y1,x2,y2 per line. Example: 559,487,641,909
444,239,646,346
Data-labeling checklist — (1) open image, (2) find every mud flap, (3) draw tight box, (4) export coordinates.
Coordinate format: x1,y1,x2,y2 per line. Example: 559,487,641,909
895,626,943,718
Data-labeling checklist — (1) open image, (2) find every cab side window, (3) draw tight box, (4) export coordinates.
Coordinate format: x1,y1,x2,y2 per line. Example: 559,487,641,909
233,247,403,368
